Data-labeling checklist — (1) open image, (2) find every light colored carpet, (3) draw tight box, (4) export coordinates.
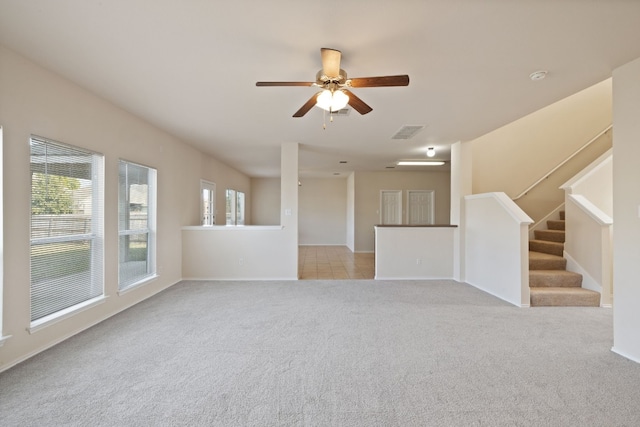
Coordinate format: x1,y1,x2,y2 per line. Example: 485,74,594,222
1,279,639,426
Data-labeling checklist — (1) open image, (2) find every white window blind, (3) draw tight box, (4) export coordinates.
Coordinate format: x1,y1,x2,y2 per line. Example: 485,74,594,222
118,160,156,289
30,136,104,323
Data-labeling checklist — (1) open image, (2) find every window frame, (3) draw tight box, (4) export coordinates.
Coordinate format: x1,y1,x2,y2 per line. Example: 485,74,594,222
117,159,157,292
28,135,105,332
225,188,245,226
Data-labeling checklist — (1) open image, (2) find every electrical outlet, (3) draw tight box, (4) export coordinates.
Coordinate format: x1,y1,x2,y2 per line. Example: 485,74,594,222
416,258,422,265
239,258,244,266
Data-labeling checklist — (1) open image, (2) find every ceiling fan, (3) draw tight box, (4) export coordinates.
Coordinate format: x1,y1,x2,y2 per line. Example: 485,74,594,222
256,48,409,117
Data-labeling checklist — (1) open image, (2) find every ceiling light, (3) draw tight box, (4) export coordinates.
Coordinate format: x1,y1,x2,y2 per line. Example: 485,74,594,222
316,89,349,112
426,147,436,157
397,161,445,166
529,70,547,81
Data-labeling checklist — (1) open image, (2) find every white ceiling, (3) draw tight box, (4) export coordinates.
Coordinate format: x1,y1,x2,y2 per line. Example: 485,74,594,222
1,1,640,178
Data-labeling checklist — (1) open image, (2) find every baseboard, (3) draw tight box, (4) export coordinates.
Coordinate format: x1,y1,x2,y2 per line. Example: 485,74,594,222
564,251,602,294
611,346,640,364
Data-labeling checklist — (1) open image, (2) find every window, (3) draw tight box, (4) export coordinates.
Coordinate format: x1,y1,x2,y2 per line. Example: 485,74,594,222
30,136,104,326
200,180,216,226
225,189,245,225
118,160,157,290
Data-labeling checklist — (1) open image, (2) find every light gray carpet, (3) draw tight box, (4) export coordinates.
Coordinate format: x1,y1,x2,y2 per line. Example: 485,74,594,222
1,280,639,426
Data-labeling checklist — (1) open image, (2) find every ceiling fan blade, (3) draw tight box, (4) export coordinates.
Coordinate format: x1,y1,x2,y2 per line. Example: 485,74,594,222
343,89,373,115
293,92,320,117
349,75,410,88
321,48,341,78
256,81,314,87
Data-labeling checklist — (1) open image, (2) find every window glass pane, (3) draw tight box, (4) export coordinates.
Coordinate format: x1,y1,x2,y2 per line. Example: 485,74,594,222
30,136,103,323
226,189,236,225
237,191,245,225
118,160,156,290
118,233,149,287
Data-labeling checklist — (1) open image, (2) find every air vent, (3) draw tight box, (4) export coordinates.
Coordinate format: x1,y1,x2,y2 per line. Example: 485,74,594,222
391,125,425,140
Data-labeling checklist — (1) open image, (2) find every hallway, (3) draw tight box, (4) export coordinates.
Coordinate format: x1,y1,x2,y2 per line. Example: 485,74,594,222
298,246,375,280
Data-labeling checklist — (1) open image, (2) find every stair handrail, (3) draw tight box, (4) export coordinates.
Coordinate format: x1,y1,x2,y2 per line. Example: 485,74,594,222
513,124,612,201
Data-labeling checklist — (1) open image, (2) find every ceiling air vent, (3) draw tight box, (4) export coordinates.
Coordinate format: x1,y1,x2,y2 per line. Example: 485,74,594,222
391,125,425,140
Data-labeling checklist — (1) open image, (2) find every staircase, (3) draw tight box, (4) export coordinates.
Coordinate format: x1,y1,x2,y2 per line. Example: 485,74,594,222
529,211,600,306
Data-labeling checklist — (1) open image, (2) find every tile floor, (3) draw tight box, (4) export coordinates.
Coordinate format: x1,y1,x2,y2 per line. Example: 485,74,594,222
298,246,375,280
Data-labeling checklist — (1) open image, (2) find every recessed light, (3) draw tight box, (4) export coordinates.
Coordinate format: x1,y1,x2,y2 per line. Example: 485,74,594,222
529,70,548,81
397,161,445,166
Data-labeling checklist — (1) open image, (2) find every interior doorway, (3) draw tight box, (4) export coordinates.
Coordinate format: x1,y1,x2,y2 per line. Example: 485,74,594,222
407,190,435,224
380,190,402,225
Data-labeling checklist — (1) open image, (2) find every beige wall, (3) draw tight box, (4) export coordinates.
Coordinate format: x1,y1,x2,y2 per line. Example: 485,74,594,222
250,178,280,225
471,79,612,199
354,170,451,252
0,45,250,370
299,178,347,245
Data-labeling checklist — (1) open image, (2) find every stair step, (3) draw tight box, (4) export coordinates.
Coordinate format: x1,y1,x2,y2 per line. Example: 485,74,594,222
530,287,600,307
547,220,565,230
559,211,565,220
529,270,582,287
529,251,567,270
534,229,565,242
529,240,564,256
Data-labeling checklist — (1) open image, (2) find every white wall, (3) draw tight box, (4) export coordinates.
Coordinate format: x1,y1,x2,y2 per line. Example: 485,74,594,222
562,150,613,217
375,226,455,279
612,57,640,363
299,178,347,245
0,45,250,371
464,193,532,307
354,170,451,252
250,177,280,225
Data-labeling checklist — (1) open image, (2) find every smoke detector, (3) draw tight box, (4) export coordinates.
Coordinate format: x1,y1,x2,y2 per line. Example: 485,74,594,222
529,70,548,81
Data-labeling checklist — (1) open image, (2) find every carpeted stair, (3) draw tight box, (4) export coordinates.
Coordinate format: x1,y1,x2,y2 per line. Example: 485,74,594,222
529,211,600,306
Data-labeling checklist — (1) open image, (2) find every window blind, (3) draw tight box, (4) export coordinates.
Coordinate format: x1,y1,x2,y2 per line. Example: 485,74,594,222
30,137,104,322
118,160,156,289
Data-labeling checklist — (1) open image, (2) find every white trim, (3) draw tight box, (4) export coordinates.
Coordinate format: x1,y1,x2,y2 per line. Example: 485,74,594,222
117,274,159,296
0,335,11,347
29,295,108,334
611,346,640,364
465,192,533,225
182,276,298,281
567,194,613,225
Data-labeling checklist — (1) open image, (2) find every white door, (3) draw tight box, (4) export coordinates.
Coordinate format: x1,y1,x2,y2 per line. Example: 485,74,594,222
200,180,216,225
380,190,402,225
407,190,434,225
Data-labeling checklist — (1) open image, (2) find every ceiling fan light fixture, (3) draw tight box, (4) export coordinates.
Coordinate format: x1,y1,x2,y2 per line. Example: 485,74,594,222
316,89,349,112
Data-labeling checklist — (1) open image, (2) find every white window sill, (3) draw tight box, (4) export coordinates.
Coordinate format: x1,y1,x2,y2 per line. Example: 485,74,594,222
118,274,158,296
29,295,108,334
0,335,12,347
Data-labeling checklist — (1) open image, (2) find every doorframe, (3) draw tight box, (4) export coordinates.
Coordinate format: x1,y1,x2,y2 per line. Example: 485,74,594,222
200,179,216,226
